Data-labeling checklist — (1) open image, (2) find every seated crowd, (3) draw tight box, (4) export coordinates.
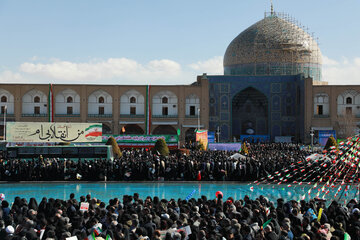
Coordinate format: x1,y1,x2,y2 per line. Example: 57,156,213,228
0,192,359,240
0,143,310,181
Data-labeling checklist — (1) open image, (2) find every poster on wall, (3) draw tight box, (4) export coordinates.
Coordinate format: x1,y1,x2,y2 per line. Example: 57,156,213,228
196,130,208,150
318,130,336,146
6,122,102,143
208,131,215,143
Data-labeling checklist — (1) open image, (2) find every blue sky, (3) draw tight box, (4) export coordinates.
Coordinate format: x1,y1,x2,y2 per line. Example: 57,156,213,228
0,0,359,85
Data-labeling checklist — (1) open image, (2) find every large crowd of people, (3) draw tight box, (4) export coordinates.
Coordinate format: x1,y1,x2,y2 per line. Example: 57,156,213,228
0,192,359,240
1,143,354,239
0,143,311,182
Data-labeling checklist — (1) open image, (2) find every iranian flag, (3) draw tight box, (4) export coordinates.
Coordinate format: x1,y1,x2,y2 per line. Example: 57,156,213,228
93,227,102,236
85,124,102,138
145,85,151,135
85,233,96,240
48,84,54,122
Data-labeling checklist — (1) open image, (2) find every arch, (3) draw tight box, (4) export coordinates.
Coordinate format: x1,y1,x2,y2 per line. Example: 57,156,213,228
337,89,360,116
185,128,196,143
120,89,145,115
185,94,200,116
152,90,178,116
88,89,113,103
314,93,329,116
55,89,80,115
34,96,40,103
232,87,268,138
120,124,144,135
88,89,113,115
0,89,14,102
346,97,352,104
22,89,47,115
0,89,14,114
152,125,177,135
22,89,47,103
130,96,136,103
186,94,200,104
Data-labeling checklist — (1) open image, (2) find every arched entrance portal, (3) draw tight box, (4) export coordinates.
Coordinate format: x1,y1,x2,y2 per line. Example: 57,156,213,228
120,124,144,135
185,128,196,143
152,125,177,135
232,87,268,139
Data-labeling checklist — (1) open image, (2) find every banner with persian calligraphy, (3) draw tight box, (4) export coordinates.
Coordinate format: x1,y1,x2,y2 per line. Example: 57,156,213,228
6,122,102,143
102,134,178,144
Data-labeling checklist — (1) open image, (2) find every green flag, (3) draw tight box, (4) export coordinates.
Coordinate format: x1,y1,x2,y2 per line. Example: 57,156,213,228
344,232,350,240
262,218,272,229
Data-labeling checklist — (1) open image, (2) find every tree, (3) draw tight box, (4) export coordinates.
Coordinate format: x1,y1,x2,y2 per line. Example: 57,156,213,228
197,140,206,151
337,109,358,139
154,138,169,156
106,136,122,158
240,142,249,155
324,135,337,150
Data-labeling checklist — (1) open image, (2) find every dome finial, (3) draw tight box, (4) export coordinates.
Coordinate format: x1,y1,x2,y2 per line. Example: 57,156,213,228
270,0,274,15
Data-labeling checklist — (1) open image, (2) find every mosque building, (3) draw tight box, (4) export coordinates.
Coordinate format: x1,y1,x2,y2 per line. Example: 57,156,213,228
0,8,359,144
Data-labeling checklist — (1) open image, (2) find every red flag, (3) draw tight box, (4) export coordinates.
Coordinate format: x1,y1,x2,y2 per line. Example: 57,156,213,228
197,171,201,181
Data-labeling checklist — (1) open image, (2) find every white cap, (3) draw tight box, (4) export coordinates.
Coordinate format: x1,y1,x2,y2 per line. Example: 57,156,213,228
5,225,14,234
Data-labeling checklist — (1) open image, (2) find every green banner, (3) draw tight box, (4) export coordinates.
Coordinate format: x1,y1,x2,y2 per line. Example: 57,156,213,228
102,134,178,143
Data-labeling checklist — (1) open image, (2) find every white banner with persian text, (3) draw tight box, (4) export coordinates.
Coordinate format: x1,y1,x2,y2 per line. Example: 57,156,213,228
6,122,102,143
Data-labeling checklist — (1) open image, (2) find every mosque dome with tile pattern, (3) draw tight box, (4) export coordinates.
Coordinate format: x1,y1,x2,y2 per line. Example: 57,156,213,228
223,12,322,81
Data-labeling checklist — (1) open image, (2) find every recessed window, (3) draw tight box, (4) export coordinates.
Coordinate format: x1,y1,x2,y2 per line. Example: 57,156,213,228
130,106,136,115
34,96,40,103
190,106,196,116
130,97,136,103
1,106,6,114
34,106,40,114
1,96,7,102
67,106,73,115
286,106,292,116
99,106,104,115
162,97,168,104
99,97,105,103
245,105,251,113
346,97,352,104
67,96,73,103
346,107,352,115
162,107,168,116
317,105,323,115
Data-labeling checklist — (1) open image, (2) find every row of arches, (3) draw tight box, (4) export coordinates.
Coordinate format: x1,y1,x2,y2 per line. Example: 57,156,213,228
0,88,200,117
314,90,360,116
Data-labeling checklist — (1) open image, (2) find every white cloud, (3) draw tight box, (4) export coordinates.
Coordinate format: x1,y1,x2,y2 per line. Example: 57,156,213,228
322,56,360,85
19,58,184,84
188,56,223,75
4,55,359,86
322,56,338,66
0,70,29,83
